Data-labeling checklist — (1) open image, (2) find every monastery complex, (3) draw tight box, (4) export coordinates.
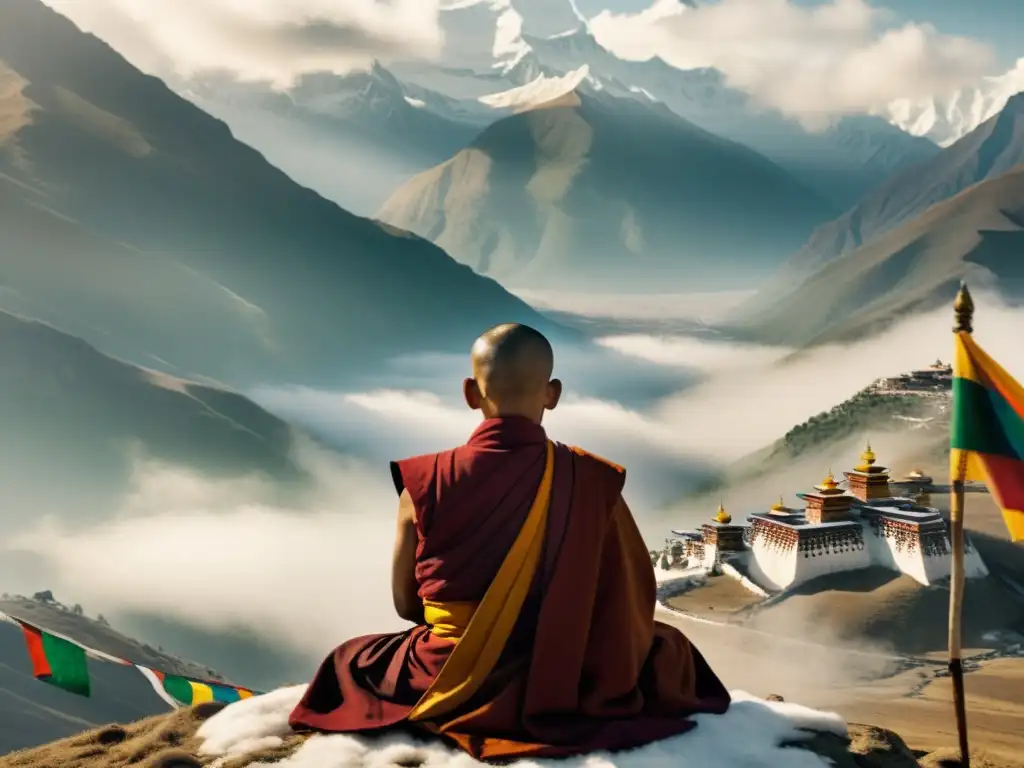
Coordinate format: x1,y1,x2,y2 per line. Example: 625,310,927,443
869,359,952,396
661,445,989,593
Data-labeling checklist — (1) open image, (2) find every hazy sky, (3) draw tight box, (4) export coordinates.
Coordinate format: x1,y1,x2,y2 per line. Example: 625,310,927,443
42,0,1022,125
580,0,1022,68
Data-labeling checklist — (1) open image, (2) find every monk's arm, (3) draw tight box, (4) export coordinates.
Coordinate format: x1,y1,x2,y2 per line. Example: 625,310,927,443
612,495,658,615
391,489,424,625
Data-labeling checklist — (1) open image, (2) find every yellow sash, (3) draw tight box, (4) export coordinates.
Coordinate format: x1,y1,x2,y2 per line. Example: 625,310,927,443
407,439,555,722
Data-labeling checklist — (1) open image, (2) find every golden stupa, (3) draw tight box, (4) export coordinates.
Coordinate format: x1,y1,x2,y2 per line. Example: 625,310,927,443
854,441,884,473
814,470,844,495
769,495,792,515
714,502,732,525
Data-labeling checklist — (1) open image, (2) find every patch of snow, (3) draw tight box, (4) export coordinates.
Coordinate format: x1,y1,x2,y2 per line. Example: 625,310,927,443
441,0,490,9
628,85,658,102
493,1,531,69
550,27,584,40
197,685,306,759
199,684,847,768
404,96,426,108
479,64,590,110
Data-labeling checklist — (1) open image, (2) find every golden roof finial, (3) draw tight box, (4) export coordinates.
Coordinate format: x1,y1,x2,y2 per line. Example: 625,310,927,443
815,470,844,495
770,495,788,513
862,440,875,464
953,281,974,334
715,501,732,525
855,440,878,472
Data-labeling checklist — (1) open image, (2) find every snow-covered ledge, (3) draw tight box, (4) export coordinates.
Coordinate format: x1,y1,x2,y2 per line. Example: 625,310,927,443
197,685,848,768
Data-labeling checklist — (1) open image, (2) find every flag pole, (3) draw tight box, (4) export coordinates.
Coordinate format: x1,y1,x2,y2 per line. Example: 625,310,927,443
949,282,974,767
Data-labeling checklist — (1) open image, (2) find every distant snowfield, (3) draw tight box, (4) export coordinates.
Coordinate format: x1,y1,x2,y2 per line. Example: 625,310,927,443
197,685,848,768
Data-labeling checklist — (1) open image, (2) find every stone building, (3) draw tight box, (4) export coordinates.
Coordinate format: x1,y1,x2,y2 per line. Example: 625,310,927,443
664,444,988,593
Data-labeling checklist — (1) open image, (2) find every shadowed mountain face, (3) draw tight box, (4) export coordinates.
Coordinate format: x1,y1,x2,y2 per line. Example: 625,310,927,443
735,92,1024,323
793,92,1024,275
0,0,568,386
0,308,304,531
729,167,1024,346
377,91,835,293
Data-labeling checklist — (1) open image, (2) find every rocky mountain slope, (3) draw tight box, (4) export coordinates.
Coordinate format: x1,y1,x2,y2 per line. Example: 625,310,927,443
0,0,566,387
0,308,305,532
377,89,834,291
695,384,949,498
731,166,1024,347
732,87,1024,338
784,93,1024,279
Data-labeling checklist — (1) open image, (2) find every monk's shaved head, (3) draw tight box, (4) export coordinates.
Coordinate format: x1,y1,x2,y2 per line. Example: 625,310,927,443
471,323,554,401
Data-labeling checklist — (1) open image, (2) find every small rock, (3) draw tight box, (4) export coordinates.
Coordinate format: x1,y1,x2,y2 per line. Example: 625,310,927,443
148,750,202,768
766,694,785,702
191,701,229,721
95,725,128,745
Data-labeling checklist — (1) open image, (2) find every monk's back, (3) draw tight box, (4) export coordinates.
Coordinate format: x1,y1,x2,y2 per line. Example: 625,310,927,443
390,417,626,606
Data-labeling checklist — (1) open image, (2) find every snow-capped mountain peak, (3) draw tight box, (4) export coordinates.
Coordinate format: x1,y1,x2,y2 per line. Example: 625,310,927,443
478,64,590,111
883,58,1024,146
436,0,591,72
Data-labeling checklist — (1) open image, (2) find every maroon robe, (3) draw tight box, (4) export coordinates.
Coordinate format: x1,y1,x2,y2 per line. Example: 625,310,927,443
289,416,730,759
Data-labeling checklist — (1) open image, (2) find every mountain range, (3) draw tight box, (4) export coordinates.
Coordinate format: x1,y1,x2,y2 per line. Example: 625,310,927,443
0,0,567,387
178,65,483,213
376,87,834,291
734,165,1024,347
172,0,944,215
732,92,1024,344
52,0,1021,307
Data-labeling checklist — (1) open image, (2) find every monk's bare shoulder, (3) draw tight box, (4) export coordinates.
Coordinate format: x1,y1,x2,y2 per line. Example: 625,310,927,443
566,445,626,475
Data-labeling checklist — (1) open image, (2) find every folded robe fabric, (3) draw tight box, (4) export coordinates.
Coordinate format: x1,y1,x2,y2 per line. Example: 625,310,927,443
289,416,731,759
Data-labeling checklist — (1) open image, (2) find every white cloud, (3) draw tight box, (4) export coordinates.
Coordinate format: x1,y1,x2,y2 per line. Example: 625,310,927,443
588,0,996,127
9,290,1024,675
511,288,755,323
8,441,406,658
42,0,444,88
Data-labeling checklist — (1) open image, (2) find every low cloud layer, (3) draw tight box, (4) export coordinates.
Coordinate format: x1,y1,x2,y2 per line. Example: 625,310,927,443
589,0,995,128
43,0,443,88
7,291,1024,685
7,442,405,661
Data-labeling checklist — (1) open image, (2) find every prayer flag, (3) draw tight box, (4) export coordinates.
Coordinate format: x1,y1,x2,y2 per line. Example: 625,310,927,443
144,667,254,706
20,622,90,697
950,331,1024,540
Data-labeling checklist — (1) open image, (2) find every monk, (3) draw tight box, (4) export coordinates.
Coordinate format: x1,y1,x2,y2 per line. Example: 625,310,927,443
289,323,730,759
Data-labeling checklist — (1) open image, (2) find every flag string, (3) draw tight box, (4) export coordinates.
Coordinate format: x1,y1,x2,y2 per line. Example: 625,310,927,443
0,609,261,707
